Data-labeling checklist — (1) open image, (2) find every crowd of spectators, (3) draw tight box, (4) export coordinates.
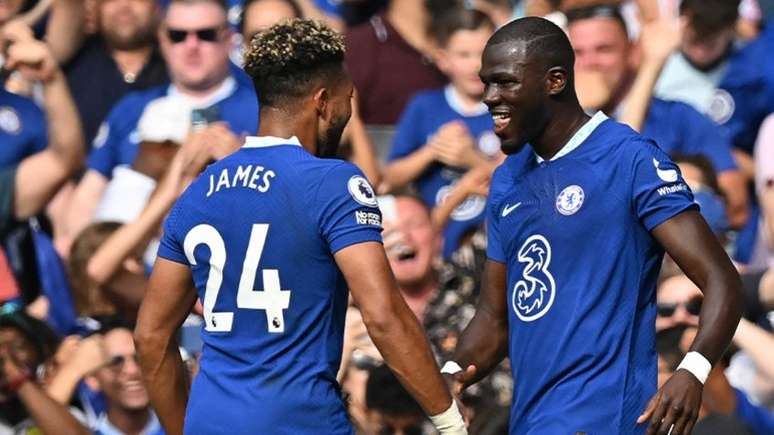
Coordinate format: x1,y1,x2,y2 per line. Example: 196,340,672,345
1,0,773,434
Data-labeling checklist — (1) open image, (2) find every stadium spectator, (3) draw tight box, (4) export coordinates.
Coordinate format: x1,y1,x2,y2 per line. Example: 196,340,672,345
654,0,741,120
0,33,84,240
47,0,169,146
377,194,511,428
567,4,749,229
88,317,163,435
68,222,124,318
656,274,702,332
240,0,301,44
61,0,257,256
749,114,774,269
0,307,89,434
716,18,774,157
364,364,430,435
383,9,499,257
345,0,447,124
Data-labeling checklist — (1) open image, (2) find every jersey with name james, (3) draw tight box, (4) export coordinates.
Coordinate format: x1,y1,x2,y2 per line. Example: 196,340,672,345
157,138,382,435
487,118,697,435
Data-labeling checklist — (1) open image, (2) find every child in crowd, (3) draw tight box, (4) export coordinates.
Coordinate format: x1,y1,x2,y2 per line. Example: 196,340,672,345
383,8,500,258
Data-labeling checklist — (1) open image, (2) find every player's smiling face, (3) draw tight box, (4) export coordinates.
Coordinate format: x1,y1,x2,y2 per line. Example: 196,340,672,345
480,41,551,155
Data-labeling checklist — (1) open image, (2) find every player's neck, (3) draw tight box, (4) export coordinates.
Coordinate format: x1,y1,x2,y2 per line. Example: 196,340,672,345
258,107,318,154
106,405,151,435
532,104,591,161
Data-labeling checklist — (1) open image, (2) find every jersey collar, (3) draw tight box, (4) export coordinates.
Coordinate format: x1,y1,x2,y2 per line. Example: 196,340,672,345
168,76,237,109
536,111,608,163
444,85,489,117
243,136,302,148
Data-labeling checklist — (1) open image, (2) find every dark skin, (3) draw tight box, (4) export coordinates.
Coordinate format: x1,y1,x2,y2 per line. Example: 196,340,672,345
449,39,742,435
134,68,455,435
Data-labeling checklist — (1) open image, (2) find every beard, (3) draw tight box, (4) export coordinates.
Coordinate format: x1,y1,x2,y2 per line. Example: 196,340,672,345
315,114,349,158
100,15,156,50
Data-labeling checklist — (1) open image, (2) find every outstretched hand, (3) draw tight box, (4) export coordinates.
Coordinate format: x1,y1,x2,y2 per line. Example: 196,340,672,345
638,369,703,435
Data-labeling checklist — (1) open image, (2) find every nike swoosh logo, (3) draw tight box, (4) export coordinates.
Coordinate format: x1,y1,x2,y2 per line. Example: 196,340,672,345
653,158,678,183
502,202,522,217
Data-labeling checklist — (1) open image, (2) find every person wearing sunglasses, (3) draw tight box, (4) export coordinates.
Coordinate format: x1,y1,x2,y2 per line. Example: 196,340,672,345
656,274,704,332
62,0,258,255
89,316,163,435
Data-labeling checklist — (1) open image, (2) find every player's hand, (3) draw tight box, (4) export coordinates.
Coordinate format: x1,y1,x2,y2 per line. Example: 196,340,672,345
443,364,477,399
5,37,60,83
638,369,703,435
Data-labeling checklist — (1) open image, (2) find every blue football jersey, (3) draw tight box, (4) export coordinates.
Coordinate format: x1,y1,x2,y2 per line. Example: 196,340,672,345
389,86,501,258
157,136,382,435
718,24,774,154
641,98,737,173
87,77,257,179
487,113,697,434
0,89,47,168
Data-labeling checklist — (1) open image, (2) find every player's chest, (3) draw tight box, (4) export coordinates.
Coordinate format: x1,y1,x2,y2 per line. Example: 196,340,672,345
496,160,630,250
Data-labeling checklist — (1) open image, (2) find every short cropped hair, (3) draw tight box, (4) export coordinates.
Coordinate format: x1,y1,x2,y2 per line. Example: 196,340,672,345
167,0,227,14
243,18,346,107
680,0,740,39
431,7,495,47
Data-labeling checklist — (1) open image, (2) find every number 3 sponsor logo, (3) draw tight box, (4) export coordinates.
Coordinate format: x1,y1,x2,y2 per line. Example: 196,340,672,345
512,235,556,322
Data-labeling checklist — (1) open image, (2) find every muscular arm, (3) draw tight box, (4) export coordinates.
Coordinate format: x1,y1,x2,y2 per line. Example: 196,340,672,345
450,259,509,387
652,210,743,365
335,242,453,416
134,258,197,435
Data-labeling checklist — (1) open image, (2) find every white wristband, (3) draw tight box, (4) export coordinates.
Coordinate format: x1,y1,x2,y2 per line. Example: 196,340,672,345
429,401,467,435
676,351,712,384
441,361,463,375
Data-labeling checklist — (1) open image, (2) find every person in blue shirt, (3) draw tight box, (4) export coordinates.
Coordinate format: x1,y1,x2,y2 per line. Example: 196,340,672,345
384,9,499,258
566,4,749,229
62,0,258,252
134,19,466,435
717,23,774,156
0,90,47,168
444,17,743,435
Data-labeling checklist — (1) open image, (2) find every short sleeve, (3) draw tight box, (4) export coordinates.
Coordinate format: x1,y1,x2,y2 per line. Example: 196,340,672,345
387,96,426,161
156,201,188,265
678,104,737,172
485,167,507,263
87,119,119,178
314,163,383,254
630,140,698,231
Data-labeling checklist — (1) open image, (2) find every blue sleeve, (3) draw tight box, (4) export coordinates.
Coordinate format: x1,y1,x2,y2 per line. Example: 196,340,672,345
86,118,120,178
485,168,507,263
677,104,737,172
630,139,698,231
27,103,48,153
156,201,188,265
387,96,426,162
314,163,383,254
734,388,774,435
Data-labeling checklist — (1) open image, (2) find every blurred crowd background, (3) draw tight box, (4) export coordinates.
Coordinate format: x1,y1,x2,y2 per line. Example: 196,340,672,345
0,0,773,434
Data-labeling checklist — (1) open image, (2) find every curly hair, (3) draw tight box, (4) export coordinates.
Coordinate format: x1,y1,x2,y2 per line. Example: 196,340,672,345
243,18,346,107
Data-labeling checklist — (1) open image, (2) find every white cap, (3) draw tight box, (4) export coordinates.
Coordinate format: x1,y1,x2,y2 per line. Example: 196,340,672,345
136,96,192,145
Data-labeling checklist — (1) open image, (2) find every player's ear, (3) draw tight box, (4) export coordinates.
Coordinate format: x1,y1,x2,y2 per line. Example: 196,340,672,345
546,66,568,96
313,86,331,120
